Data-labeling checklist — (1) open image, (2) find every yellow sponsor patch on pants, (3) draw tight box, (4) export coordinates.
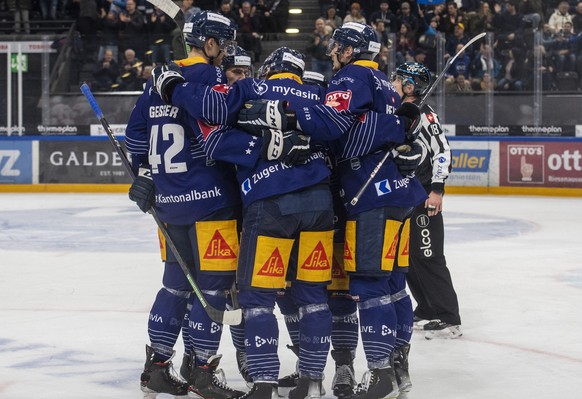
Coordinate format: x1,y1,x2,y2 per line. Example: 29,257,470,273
196,220,239,272
382,220,403,271
397,218,410,268
158,228,167,262
296,230,333,282
328,242,350,291
251,235,294,289
344,221,356,272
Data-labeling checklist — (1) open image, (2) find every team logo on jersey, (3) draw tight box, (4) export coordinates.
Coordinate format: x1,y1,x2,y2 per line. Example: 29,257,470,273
204,230,237,259
325,90,353,111
252,80,269,96
426,113,435,123
197,120,220,140
211,83,231,94
375,179,392,196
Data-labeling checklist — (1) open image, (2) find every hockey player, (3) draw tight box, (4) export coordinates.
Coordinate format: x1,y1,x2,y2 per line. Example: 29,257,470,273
153,47,335,399
390,62,461,340
221,46,253,84
232,23,427,399
126,11,245,399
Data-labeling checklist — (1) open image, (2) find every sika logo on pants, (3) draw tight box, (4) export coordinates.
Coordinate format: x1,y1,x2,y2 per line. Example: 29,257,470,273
506,145,544,184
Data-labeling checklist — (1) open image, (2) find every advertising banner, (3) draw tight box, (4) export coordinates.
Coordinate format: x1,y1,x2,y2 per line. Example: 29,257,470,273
0,140,34,184
448,141,499,187
455,125,575,137
39,140,132,184
500,142,582,188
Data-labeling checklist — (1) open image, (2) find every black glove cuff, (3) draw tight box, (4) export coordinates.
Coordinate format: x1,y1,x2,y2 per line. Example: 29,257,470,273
431,183,445,195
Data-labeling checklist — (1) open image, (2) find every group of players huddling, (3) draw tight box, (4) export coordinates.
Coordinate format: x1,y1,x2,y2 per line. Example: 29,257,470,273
125,9,452,399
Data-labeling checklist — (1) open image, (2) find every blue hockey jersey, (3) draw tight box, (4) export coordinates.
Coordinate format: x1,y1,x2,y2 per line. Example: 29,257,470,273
294,60,428,215
125,57,240,224
173,73,331,207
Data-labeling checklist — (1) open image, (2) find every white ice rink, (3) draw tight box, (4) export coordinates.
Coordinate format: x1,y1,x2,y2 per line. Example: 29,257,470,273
1,193,581,399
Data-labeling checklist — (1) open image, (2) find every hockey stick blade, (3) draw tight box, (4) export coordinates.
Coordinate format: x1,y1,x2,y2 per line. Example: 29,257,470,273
147,0,188,59
80,83,242,326
350,32,486,206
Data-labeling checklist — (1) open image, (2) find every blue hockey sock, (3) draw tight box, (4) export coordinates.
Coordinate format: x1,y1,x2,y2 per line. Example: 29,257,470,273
243,307,280,382
298,302,332,378
188,289,227,365
329,294,359,352
390,271,413,348
148,287,189,362
277,290,300,346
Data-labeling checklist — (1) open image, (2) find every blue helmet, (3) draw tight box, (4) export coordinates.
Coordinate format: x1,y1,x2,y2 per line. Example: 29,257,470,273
326,22,381,61
221,46,252,70
392,62,431,96
257,47,306,79
184,11,237,53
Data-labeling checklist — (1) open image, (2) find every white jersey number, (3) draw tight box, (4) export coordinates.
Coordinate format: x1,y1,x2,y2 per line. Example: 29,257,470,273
149,123,187,174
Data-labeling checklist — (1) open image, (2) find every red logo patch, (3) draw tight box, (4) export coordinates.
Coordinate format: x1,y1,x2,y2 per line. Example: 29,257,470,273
426,113,435,123
197,120,219,140
325,90,353,112
211,84,230,94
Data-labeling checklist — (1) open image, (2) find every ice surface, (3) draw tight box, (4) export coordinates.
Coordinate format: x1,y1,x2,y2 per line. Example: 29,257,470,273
1,193,581,398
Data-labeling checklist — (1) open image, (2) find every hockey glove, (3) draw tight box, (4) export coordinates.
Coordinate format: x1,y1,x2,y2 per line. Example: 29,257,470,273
128,167,155,213
394,142,422,178
395,102,421,143
260,129,311,165
152,62,185,104
238,99,297,137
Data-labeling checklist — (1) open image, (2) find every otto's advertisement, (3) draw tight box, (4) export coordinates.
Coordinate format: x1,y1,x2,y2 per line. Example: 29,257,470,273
500,142,582,188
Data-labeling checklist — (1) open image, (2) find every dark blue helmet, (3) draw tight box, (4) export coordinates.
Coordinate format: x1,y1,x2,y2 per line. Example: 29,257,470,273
302,71,327,88
184,11,237,54
221,46,252,70
392,62,431,96
257,47,305,79
326,22,381,61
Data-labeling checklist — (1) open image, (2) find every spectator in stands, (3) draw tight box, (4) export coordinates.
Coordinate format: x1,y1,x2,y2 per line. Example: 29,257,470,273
8,0,30,34
497,48,526,90
92,48,120,91
445,22,469,60
306,17,333,80
373,20,391,48
377,43,391,75
106,0,127,15
324,4,342,30
147,6,174,65
493,0,525,65
343,2,366,25
439,0,464,36
97,8,120,63
217,0,237,24
256,0,289,36
119,0,146,57
75,0,99,36
396,1,419,36
518,0,543,30
464,0,494,36
446,73,473,92
548,1,574,34
39,0,57,20
573,1,582,33
395,22,416,66
523,44,556,90
418,15,439,72
369,1,396,33
119,47,144,90
447,43,472,81
470,42,501,89
182,0,202,22
235,0,263,61
552,20,577,72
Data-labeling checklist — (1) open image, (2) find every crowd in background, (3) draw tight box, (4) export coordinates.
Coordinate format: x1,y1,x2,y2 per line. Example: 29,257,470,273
3,0,581,92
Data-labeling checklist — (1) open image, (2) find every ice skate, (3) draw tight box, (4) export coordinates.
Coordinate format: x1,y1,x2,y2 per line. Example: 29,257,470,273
351,367,399,399
393,345,411,393
288,376,324,399
181,353,192,381
234,382,278,399
187,354,245,399
423,320,462,340
412,316,429,331
236,350,254,388
277,345,299,395
331,350,357,399
141,344,189,398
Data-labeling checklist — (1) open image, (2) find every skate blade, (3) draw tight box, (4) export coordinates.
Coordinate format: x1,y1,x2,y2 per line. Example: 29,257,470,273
143,390,188,399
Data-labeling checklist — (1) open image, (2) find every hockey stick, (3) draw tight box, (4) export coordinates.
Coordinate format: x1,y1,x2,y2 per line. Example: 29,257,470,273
147,0,188,60
350,32,486,206
80,83,243,326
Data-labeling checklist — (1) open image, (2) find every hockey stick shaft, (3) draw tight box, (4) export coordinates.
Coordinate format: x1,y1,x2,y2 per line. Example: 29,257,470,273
80,83,242,326
350,32,486,206
147,0,188,60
